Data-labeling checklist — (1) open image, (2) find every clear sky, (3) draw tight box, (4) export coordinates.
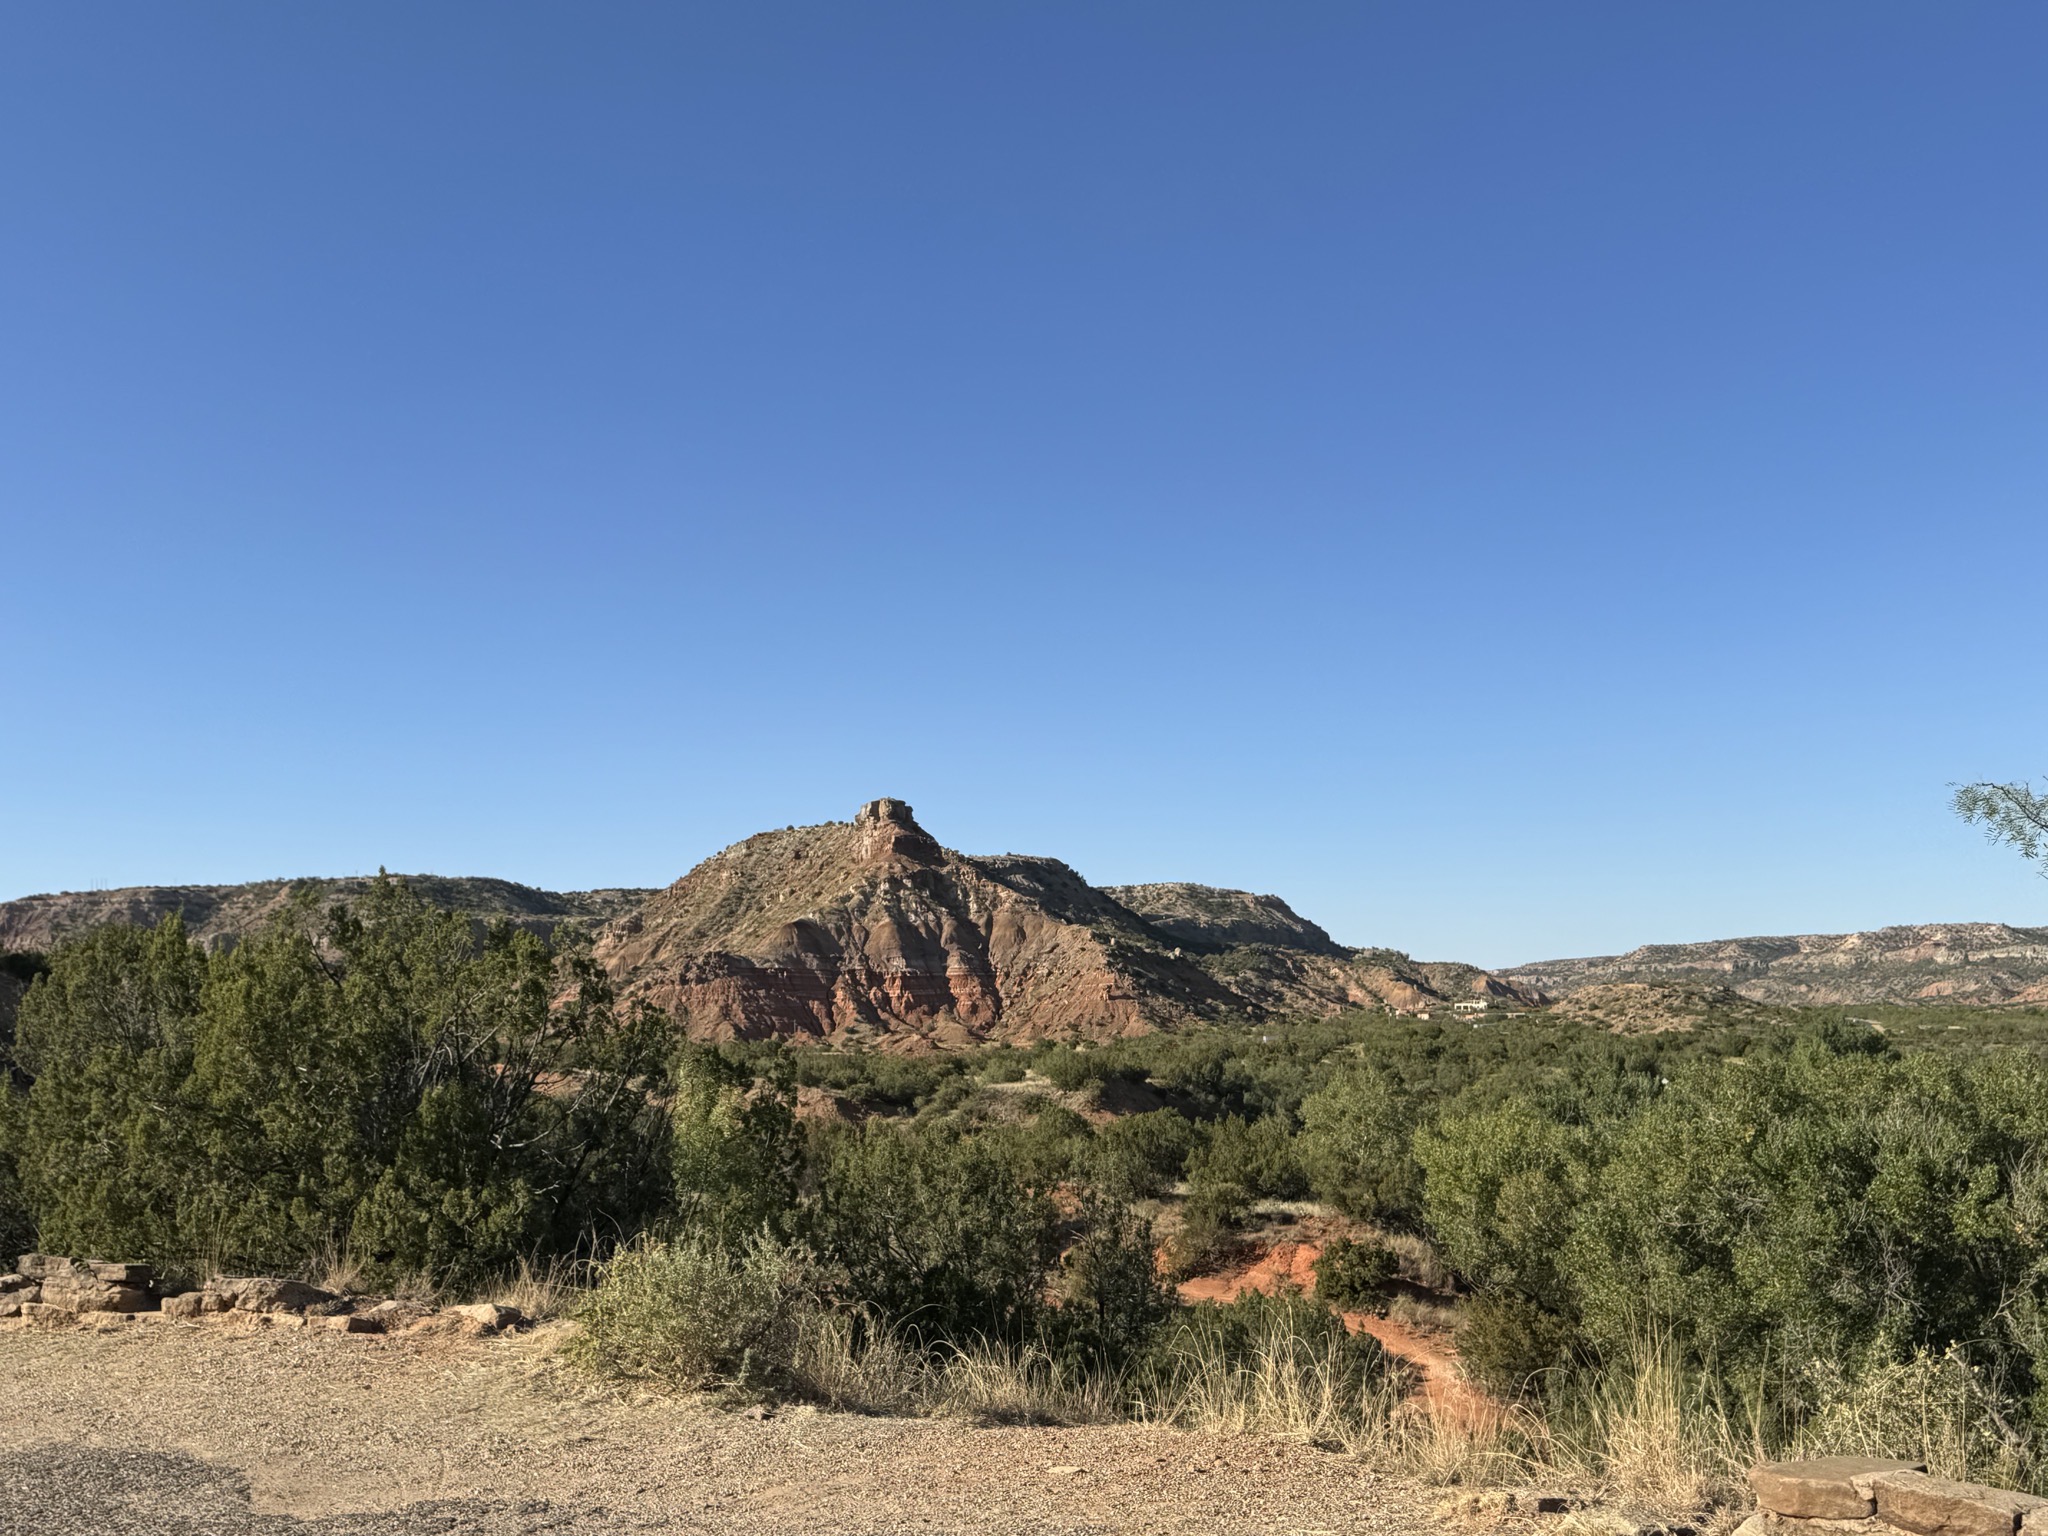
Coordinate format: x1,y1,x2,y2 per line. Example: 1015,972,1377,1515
4,3,2044,967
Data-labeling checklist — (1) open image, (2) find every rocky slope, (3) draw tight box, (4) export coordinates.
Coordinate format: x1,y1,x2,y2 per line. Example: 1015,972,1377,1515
1504,923,2048,1008
0,799,1530,1045
590,799,1533,1043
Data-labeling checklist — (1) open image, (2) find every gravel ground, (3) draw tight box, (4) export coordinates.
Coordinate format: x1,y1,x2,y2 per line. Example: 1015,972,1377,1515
0,1317,1512,1536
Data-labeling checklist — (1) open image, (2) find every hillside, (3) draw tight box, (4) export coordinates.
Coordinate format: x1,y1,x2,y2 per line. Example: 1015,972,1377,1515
589,799,1538,1041
0,875,649,956
1505,922,2048,1008
0,798,1529,1045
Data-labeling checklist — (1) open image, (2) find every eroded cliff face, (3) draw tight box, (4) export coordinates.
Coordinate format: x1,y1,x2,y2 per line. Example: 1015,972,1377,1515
0,798,1536,1046
1503,923,2048,1008
590,799,1235,1045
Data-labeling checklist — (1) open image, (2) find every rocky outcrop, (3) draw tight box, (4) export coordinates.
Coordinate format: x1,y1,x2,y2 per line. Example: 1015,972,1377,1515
591,799,1235,1045
1740,1456,2046,1535
1105,883,1344,955
1505,924,2048,1009
590,799,1537,1044
1,798,1531,1047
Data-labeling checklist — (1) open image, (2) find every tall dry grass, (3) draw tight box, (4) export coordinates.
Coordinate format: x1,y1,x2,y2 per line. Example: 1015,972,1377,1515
790,1309,1119,1423
1131,1302,1410,1454
484,1253,589,1321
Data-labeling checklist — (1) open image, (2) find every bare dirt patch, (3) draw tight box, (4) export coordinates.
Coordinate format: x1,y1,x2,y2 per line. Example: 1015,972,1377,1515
0,1319,1510,1535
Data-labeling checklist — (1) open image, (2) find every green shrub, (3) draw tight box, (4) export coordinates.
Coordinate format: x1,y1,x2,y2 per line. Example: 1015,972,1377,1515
669,1045,800,1238
1297,1067,1420,1224
1033,1046,1112,1093
1185,1115,1307,1202
806,1122,1061,1348
1054,1198,1175,1369
8,881,670,1283
1455,1293,1584,1397
1313,1236,1398,1312
571,1233,807,1392
1161,1182,1248,1280
1090,1109,1197,1199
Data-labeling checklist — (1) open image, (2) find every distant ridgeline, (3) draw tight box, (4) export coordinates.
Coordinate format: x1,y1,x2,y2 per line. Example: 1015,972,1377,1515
6,805,2044,1046
0,800,1529,1046
1504,923,2048,1009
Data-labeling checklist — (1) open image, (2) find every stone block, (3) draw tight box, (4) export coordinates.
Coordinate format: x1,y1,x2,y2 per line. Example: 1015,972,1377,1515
89,1261,154,1286
317,1314,379,1333
1872,1470,2046,1536
359,1299,432,1330
160,1291,206,1319
16,1254,83,1281
38,1277,154,1313
21,1302,76,1327
447,1302,523,1331
204,1276,335,1313
1750,1457,1927,1519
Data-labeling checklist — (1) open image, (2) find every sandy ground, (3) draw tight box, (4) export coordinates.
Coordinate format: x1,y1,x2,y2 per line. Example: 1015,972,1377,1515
0,1318,1534,1536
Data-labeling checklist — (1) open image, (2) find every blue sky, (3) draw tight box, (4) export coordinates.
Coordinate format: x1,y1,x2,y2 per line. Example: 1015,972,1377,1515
4,3,2044,967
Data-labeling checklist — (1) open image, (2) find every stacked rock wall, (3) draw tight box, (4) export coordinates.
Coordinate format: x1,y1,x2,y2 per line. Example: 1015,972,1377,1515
1743,1457,2047,1536
0,1251,525,1337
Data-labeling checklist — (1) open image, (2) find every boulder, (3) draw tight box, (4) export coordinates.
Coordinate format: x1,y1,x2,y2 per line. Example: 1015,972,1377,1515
37,1276,155,1313
160,1291,206,1320
16,1253,83,1281
316,1314,380,1333
358,1299,433,1331
1750,1457,1927,1519
446,1302,523,1331
0,1272,33,1293
0,1289,38,1318
204,1276,335,1314
1871,1470,2045,1536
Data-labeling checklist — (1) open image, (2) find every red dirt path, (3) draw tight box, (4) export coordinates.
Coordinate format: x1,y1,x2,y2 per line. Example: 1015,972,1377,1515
1176,1238,1504,1432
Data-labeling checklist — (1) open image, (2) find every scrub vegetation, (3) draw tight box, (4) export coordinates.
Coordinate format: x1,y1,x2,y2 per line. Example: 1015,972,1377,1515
10,864,2048,1511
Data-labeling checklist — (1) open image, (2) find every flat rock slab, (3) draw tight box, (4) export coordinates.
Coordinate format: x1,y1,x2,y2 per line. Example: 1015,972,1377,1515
1872,1470,2046,1536
204,1277,335,1314
1752,1458,1928,1519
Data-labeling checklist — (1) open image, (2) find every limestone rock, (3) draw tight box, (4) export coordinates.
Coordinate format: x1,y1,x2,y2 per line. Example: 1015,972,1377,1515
89,1261,153,1285
0,1272,33,1293
160,1292,206,1319
205,1276,335,1313
1871,1469,2045,1536
1750,1457,1927,1519
316,1313,380,1333
442,1302,521,1331
37,1276,154,1313
359,1299,434,1330
17,1253,82,1281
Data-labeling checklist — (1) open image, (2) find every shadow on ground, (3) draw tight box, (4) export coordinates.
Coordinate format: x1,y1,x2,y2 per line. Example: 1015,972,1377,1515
0,1446,634,1536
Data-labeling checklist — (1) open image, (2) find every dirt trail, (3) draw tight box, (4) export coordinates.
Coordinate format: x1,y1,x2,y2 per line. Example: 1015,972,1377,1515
1176,1238,1506,1433
0,1319,1482,1535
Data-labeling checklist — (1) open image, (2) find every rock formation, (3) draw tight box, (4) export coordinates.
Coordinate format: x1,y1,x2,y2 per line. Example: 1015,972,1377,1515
590,798,1235,1044
0,797,1533,1046
590,799,1536,1043
1505,923,2048,1009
